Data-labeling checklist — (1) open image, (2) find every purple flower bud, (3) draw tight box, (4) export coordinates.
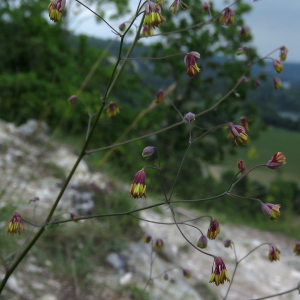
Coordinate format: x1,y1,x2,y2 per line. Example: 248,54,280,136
184,112,196,123
164,273,169,280
202,1,210,11
143,234,152,243
197,235,208,249
154,238,164,251
241,27,249,39
142,146,155,159
261,203,281,221
68,95,77,105
224,239,232,248
183,269,192,279
119,23,126,32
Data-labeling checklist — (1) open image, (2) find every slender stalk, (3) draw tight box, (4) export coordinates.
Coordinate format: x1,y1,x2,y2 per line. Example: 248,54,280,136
248,287,298,300
226,193,263,205
151,266,181,280
171,193,226,203
229,164,268,191
238,243,269,263
121,53,186,60
192,124,227,144
224,243,238,300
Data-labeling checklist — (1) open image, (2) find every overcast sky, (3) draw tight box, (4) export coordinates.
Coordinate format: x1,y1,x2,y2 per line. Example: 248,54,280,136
69,0,300,63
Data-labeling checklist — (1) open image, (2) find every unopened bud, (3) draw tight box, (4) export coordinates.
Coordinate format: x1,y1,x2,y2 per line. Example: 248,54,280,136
202,1,210,11
224,239,232,248
70,212,79,223
164,273,169,280
183,269,192,278
197,235,208,249
119,23,126,32
154,89,164,104
261,203,281,221
143,234,152,243
240,27,248,39
184,112,196,123
154,238,164,251
273,77,282,90
68,95,77,105
142,146,155,159
272,59,284,74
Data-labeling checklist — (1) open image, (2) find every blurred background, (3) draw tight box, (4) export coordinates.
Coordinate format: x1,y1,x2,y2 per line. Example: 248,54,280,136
0,0,300,299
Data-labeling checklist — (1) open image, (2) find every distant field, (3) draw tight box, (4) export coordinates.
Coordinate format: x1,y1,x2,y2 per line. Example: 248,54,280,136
208,127,300,185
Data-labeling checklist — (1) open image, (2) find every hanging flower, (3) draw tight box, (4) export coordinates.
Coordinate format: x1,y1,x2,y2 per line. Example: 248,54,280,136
279,46,288,61
107,102,120,118
240,27,249,39
267,152,286,169
143,234,152,243
261,203,281,221
7,212,25,235
273,77,282,90
209,257,230,286
220,7,234,25
184,52,201,77
272,59,284,73
293,242,300,256
154,238,164,250
143,1,165,28
129,170,147,199
169,0,189,14
154,89,164,104
70,212,79,223
240,116,249,131
207,219,220,240
268,243,281,262
48,0,66,22
228,123,248,147
202,2,211,12
142,24,153,37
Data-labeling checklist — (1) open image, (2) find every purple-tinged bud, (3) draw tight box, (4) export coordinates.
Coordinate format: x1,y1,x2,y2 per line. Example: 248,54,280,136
143,234,152,243
47,0,66,22
202,1,211,11
224,239,232,248
164,273,169,280
279,46,288,62
240,117,249,131
68,95,77,105
293,242,300,256
184,112,196,123
268,243,281,262
70,212,79,223
107,102,120,118
220,7,235,25
184,52,201,77
142,146,155,159
261,203,281,221
272,59,284,74
238,76,248,84
197,235,208,249
254,80,261,87
119,23,126,32
183,269,192,279
129,170,147,199
273,77,282,90
267,152,286,169
154,89,164,104
207,219,220,240
237,160,245,173
236,47,247,56
240,27,248,39
154,238,164,251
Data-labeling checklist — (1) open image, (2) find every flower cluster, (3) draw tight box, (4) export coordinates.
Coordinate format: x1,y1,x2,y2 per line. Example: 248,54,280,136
184,52,201,77
48,0,66,22
7,212,25,235
207,219,220,240
129,170,147,199
144,1,165,28
209,257,230,286
268,243,281,262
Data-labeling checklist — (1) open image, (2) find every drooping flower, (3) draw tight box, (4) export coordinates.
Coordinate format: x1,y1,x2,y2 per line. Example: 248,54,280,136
70,212,79,223
240,27,249,39
202,1,211,12
273,77,282,90
68,95,77,105
220,7,235,25
143,234,152,243
279,46,288,62
224,239,233,248
107,102,120,118
154,238,164,251
169,0,189,14
228,123,248,147
267,152,286,169
142,146,155,159
272,59,284,73
47,0,66,22
154,89,164,104
183,269,192,278
268,243,281,262
184,52,201,77
142,24,153,37
236,47,247,56
293,242,300,256
197,235,208,249
240,116,249,131
209,257,230,286
237,160,245,173
129,170,147,199
7,212,25,235
184,112,196,123
261,203,281,221
143,1,165,28
207,219,220,240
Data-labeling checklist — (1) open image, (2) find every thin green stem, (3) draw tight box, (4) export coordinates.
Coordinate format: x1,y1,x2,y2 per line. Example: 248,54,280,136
237,243,269,263
224,243,238,300
226,172,240,192
226,193,263,205
171,193,226,203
